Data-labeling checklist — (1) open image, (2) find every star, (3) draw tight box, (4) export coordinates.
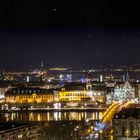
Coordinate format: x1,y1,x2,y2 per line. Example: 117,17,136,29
53,8,57,12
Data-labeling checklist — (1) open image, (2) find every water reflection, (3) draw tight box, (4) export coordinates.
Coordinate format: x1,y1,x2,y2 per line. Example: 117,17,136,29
0,111,103,122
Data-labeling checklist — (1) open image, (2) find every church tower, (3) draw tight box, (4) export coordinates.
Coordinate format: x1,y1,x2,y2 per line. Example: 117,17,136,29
40,61,44,82
86,72,92,90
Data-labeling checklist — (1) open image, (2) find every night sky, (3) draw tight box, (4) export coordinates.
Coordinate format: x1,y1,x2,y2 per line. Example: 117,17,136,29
0,0,140,70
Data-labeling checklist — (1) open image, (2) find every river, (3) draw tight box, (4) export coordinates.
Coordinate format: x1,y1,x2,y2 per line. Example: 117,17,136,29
0,111,103,122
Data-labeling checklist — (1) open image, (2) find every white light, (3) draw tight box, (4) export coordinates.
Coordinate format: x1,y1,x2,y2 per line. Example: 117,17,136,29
59,74,63,80
86,119,89,122
0,94,5,99
54,103,61,109
76,126,79,129
100,75,103,82
27,76,30,82
53,8,57,11
88,91,93,96
18,134,23,138
48,79,51,82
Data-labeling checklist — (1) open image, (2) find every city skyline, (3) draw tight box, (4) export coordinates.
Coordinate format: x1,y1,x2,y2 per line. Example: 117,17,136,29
0,1,140,139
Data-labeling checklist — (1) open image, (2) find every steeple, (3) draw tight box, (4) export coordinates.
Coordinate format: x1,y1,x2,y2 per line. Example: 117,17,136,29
40,61,44,82
126,71,129,81
86,72,92,90
41,61,44,70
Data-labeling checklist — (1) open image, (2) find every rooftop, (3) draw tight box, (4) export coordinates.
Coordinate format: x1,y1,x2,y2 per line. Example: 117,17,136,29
5,87,54,96
113,108,140,119
0,123,36,134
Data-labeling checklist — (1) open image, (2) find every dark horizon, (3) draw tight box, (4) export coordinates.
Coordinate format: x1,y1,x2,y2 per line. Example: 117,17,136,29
0,1,140,71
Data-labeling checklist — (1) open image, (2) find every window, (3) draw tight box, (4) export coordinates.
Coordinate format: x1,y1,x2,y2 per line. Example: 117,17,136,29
116,130,118,134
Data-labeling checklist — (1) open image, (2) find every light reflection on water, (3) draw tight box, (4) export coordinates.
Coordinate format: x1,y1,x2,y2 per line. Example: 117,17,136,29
1,111,103,122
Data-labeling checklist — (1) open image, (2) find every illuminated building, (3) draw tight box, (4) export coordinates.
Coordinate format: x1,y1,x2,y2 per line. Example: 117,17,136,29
0,81,12,94
105,81,116,103
26,76,30,82
0,81,12,103
5,87,54,103
114,81,135,101
58,82,106,103
99,75,103,82
113,108,140,139
105,72,136,102
49,67,68,71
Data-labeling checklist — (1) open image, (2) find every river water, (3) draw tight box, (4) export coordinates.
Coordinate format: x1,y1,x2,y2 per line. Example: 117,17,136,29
0,111,106,140
0,111,103,122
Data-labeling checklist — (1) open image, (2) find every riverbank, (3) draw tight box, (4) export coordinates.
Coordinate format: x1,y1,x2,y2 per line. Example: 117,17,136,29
0,107,107,113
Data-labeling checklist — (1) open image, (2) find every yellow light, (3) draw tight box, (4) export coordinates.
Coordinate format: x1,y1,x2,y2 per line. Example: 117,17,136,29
100,130,103,133
91,126,93,129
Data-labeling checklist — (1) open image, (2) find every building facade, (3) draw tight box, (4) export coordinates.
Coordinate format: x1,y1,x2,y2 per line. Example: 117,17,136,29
113,109,140,139
105,81,116,103
113,81,135,101
5,87,54,103
58,82,106,103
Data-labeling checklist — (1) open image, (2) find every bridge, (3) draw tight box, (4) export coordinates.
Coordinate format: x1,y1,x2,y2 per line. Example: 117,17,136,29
94,100,133,132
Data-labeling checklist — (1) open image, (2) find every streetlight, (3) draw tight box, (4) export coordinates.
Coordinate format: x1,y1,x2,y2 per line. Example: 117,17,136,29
126,129,129,140
100,130,103,139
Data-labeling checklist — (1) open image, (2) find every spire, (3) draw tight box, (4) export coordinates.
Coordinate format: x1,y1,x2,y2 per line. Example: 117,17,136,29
40,61,44,82
41,61,44,69
126,71,129,81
